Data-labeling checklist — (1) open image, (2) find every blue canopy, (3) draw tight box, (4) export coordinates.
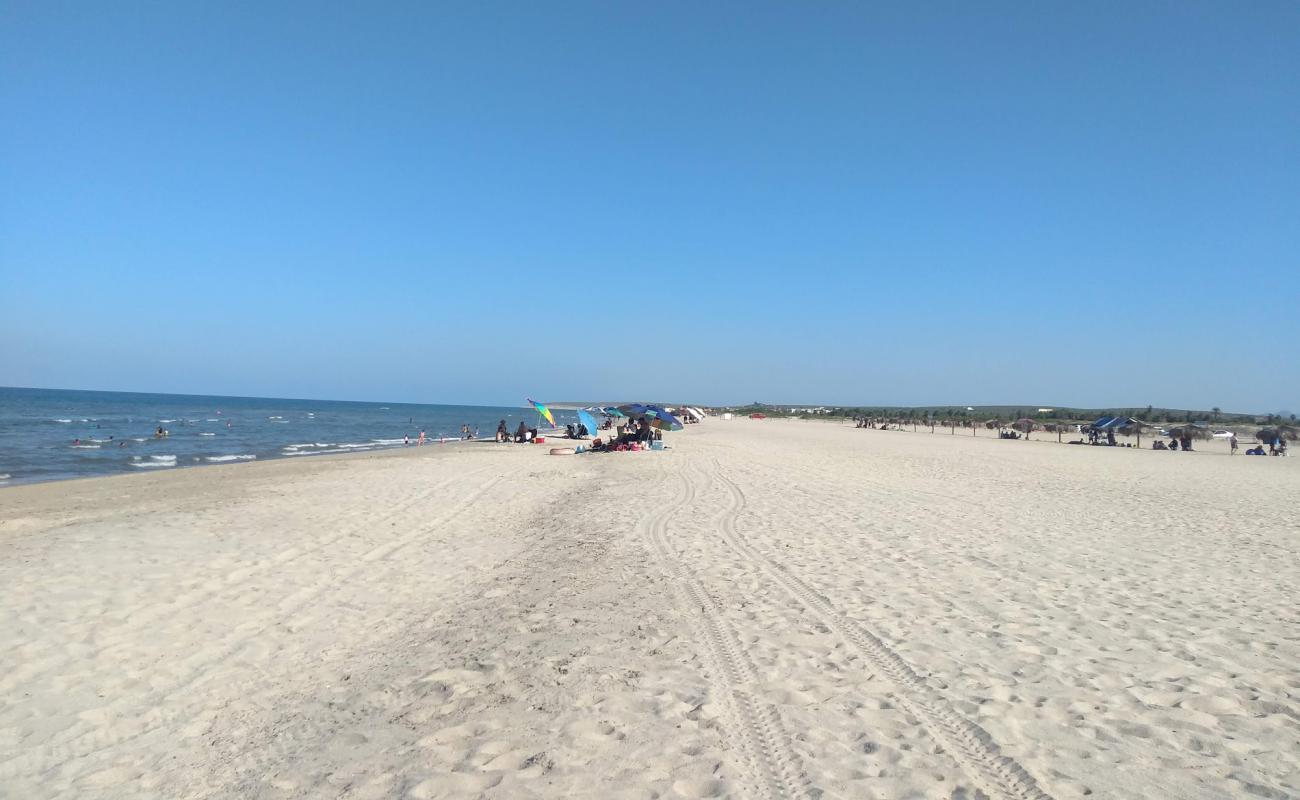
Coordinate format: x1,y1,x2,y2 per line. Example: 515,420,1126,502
1091,416,1137,429
643,404,684,432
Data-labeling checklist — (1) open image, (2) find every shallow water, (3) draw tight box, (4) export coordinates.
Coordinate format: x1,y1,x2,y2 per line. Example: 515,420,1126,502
0,387,572,486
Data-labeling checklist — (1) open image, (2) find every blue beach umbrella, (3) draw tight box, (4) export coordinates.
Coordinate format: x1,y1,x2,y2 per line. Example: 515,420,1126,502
643,405,684,432
617,403,683,432
577,409,599,437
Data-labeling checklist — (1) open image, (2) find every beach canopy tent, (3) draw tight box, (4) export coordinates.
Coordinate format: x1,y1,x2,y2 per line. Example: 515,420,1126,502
1089,416,1153,445
1090,416,1136,430
680,407,704,422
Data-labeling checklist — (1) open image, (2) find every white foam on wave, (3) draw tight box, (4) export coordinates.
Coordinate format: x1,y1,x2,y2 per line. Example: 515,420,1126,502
199,432,216,436
206,418,219,422
53,418,72,423
71,444,100,449
0,473,11,480
370,438,406,445
132,438,146,442
129,454,176,467
159,419,176,423
206,454,256,462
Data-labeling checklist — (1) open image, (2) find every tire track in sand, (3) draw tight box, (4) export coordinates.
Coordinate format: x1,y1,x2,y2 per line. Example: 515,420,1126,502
639,459,812,800
18,467,516,780
705,457,1053,800
114,465,494,633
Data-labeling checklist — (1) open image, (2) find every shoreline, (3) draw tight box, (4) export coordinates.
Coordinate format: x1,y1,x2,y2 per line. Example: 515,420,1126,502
0,431,569,492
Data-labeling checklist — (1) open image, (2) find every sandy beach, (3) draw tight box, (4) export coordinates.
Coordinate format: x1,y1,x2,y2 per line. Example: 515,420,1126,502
2,419,1297,799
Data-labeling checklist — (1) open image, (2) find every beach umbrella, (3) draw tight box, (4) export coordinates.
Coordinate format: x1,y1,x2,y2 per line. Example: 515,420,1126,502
617,403,650,418
1257,425,1298,443
1167,423,1209,440
527,397,556,427
577,409,599,437
1011,418,1037,432
643,405,684,432
601,406,627,418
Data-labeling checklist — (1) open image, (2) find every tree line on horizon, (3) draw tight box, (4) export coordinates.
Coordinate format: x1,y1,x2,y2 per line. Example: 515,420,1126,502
724,403,1296,426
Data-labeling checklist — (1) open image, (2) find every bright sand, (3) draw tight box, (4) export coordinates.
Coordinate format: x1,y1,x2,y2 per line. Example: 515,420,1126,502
2,419,1297,799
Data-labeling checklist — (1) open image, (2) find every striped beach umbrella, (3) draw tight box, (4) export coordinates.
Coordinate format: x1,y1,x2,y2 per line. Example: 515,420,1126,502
526,397,556,427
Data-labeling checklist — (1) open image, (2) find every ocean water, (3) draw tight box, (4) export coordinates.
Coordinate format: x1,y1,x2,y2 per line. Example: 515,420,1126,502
0,387,577,487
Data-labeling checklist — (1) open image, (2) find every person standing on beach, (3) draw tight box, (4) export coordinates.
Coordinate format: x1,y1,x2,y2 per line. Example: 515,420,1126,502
1230,433,1239,455
418,429,425,446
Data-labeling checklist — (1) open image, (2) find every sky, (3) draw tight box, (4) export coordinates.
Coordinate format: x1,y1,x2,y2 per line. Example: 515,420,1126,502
2,2,1297,413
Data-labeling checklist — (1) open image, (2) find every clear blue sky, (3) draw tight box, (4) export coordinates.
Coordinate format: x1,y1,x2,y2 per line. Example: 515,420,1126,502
2,2,1296,413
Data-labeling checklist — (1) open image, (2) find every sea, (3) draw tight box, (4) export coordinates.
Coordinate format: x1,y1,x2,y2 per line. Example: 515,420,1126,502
0,387,578,487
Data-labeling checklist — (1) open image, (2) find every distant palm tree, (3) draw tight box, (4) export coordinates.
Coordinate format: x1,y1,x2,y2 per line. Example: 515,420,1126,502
1212,407,1221,422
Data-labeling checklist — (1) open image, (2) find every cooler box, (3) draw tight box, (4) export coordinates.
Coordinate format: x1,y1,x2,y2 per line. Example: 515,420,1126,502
651,441,665,451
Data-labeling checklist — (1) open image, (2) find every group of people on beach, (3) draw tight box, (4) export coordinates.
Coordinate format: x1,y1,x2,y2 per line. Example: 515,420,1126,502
564,422,591,439
1151,435,1196,451
495,419,537,443
486,412,660,451
1237,437,1288,456
587,416,660,452
402,424,481,446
